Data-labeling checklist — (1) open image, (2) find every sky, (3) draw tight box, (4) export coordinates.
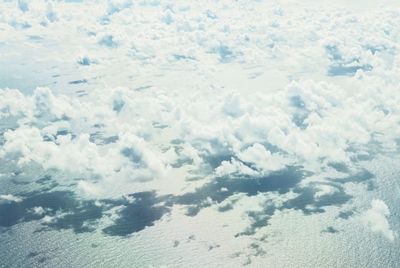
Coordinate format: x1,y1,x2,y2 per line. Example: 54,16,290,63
0,0,400,267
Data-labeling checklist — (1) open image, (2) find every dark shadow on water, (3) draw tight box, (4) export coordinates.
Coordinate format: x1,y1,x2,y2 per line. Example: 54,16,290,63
100,166,374,236
102,191,170,236
102,167,306,236
175,166,305,216
0,165,371,237
0,186,172,236
328,162,350,173
0,191,103,233
283,183,352,214
68,79,88,85
337,210,354,220
322,226,339,234
328,169,375,191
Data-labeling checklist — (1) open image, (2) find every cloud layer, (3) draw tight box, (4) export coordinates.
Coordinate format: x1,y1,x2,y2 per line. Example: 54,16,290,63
1,0,400,266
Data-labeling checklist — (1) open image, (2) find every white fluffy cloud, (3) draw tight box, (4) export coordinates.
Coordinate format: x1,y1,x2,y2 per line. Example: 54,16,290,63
1,0,400,266
362,199,395,241
1,67,399,196
0,194,23,204
0,0,399,223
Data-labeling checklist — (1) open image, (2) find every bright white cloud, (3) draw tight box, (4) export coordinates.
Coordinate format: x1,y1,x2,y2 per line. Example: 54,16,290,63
0,0,399,266
0,194,23,204
30,206,46,215
362,199,395,241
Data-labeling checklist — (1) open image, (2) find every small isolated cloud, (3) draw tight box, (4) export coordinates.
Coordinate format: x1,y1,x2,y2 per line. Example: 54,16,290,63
362,199,395,241
314,184,339,199
30,206,46,216
0,194,23,204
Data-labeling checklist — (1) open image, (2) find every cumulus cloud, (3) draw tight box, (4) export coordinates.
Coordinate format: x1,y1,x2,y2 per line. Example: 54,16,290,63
0,69,399,198
362,199,395,241
0,194,23,204
0,1,399,259
215,158,259,177
314,184,339,199
0,1,400,267
77,181,105,198
237,143,288,172
30,206,46,215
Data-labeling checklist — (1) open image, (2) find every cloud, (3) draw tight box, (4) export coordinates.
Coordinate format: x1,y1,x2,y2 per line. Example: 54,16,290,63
30,206,46,215
0,2,400,264
237,143,288,172
215,158,259,177
77,181,105,198
314,184,339,199
362,199,395,241
0,194,23,204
